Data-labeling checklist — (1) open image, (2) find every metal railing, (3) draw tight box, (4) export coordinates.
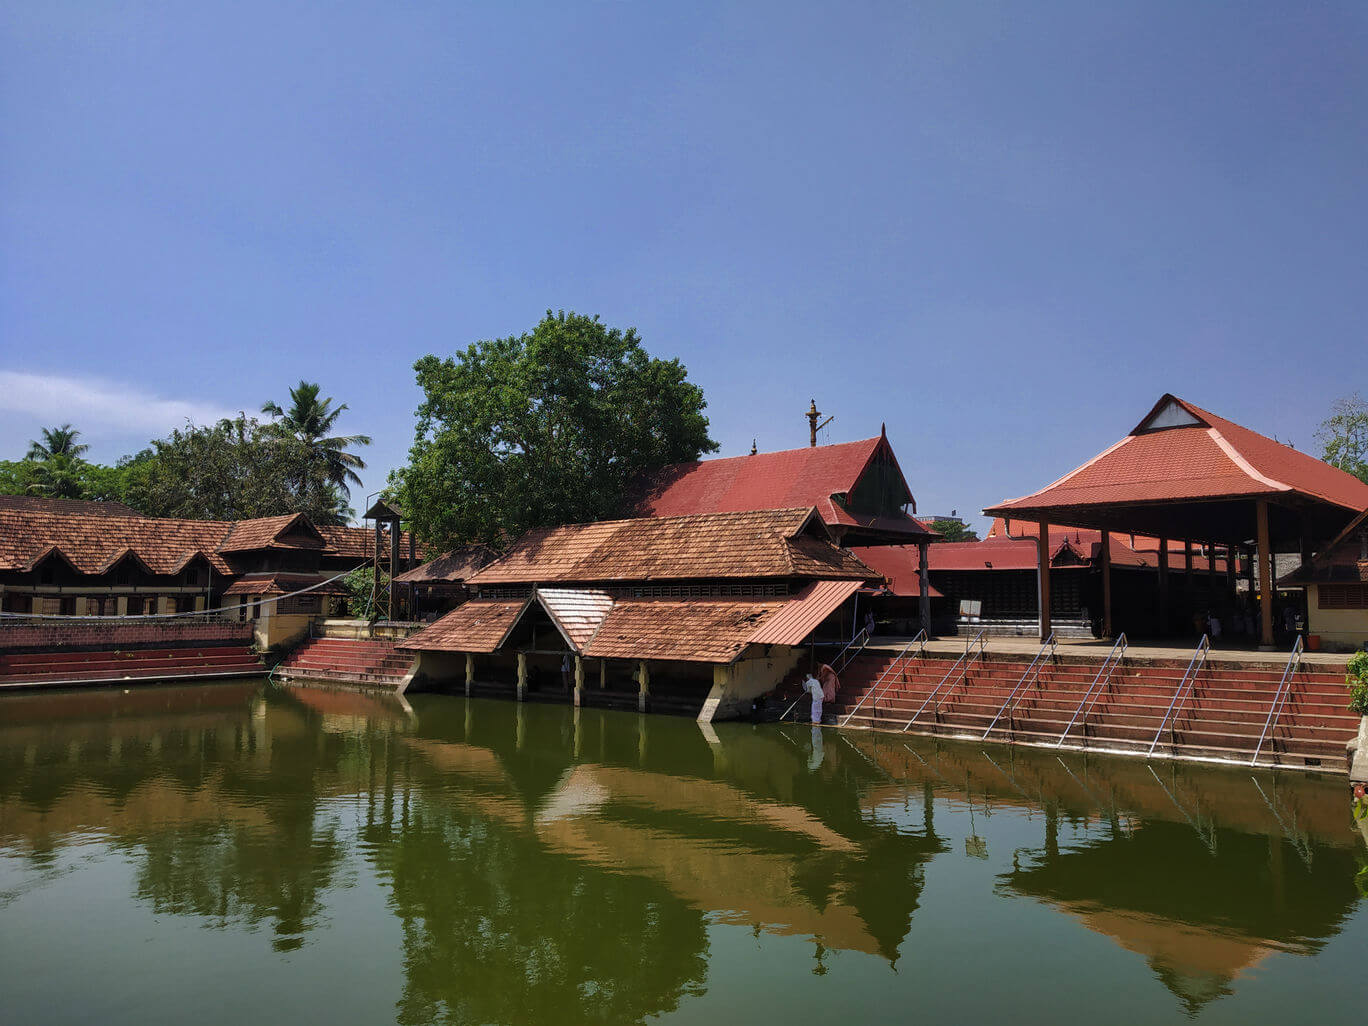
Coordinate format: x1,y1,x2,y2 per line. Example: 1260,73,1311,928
837,629,927,727
902,629,986,731
1250,635,1304,767
982,632,1057,739
779,628,874,722
1147,634,1210,758
1055,633,1128,747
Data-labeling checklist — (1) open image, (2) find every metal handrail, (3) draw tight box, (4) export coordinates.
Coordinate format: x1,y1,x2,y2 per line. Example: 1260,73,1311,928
1250,635,1304,766
903,629,986,731
837,629,927,727
1147,634,1210,757
1055,633,1128,747
982,632,1057,739
778,627,874,722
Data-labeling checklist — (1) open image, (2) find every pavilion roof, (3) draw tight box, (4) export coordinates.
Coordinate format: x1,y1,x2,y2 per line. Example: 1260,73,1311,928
634,433,935,541
467,508,874,586
985,395,1368,546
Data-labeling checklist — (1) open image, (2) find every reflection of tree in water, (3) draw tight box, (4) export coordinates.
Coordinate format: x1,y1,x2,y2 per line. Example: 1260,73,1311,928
373,803,708,1026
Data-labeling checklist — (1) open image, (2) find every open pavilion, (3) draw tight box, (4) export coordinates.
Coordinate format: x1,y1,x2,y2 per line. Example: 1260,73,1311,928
984,394,1368,648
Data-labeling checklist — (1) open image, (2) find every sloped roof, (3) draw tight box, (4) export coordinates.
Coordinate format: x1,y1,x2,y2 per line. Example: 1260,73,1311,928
855,536,1224,577
218,513,326,553
0,495,144,517
1279,507,1368,585
989,395,1368,516
393,544,497,584
747,579,864,644
581,597,779,662
0,510,237,574
222,572,350,597
635,435,934,539
315,523,421,561
399,597,531,653
468,508,873,585
536,588,615,649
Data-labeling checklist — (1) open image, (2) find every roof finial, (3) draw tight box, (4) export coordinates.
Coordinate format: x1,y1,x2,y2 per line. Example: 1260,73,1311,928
807,399,833,447
749,439,757,456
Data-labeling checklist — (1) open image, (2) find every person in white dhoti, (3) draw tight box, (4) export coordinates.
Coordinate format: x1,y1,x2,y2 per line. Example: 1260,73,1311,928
803,674,824,725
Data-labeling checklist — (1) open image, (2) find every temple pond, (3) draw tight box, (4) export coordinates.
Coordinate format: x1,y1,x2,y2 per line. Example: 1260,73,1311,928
1,681,1365,1025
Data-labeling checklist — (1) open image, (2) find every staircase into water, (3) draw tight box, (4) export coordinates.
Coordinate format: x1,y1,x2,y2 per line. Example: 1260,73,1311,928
0,645,263,688
275,636,417,690
778,643,1357,771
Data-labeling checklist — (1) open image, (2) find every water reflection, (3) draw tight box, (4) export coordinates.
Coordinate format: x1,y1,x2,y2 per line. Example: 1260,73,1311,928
0,682,1364,1023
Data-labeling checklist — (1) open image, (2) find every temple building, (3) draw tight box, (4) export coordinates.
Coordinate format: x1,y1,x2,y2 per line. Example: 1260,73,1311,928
399,507,876,720
0,501,420,647
1279,507,1368,650
983,394,1368,646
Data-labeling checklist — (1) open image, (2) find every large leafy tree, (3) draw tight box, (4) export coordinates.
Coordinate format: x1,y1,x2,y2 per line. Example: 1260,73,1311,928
124,416,351,523
26,424,89,462
392,310,717,549
261,381,372,505
1316,393,1368,484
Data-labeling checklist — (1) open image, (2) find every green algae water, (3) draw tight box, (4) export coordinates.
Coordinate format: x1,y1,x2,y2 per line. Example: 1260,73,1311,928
1,681,1365,1025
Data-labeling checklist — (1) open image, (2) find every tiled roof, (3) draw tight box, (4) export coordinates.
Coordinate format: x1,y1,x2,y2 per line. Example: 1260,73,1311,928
536,588,615,648
222,572,350,597
0,509,237,574
989,394,1368,515
747,579,863,645
315,523,421,561
468,508,874,585
0,495,144,517
393,544,496,584
582,598,778,663
218,514,325,553
845,546,946,596
856,536,1226,576
399,597,530,653
635,435,935,539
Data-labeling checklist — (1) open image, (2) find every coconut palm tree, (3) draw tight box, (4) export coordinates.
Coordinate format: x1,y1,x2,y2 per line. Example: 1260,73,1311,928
261,382,372,498
27,424,89,462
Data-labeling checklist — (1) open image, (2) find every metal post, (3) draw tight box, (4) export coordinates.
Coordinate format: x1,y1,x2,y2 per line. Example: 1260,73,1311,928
1100,530,1112,638
1257,500,1274,649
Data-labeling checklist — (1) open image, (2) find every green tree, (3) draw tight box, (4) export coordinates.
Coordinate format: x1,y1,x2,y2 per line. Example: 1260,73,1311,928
126,416,351,523
262,381,372,507
26,424,89,462
391,311,716,550
1316,393,1368,483
930,518,978,542
19,424,92,498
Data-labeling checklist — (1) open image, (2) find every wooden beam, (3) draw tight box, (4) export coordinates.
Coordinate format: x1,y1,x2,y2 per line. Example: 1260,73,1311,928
1257,499,1274,648
1100,530,1112,638
918,540,931,637
1037,521,1052,641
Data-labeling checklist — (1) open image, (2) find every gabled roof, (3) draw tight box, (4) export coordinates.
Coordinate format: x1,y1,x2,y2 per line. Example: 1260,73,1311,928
989,395,1368,516
218,513,327,553
468,508,873,586
222,572,350,597
393,544,497,585
399,597,532,653
315,523,421,562
0,510,238,575
634,433,934,540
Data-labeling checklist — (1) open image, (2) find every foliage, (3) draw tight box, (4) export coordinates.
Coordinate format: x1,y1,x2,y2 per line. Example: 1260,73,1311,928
1316,394,1368,484
261,380,372,502
26,424,88,462
931,518,979,542
124,416,353,524
392,310,717,550
343,566,381,619
1348,651,1368,715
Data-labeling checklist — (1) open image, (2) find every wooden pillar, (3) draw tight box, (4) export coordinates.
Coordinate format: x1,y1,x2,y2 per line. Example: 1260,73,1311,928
637,660,650,713
1206,540,1218,598
1226,541,1237,593
1037,521,1052,641
1183,541,1193,603
573,655,585,707
1157,536,1170,636
1100,530,1113,638
599,659,607,690
918,540,931,636
389,519,401,619
465,653,474,697
516,651,528,702
1256,499,1274,649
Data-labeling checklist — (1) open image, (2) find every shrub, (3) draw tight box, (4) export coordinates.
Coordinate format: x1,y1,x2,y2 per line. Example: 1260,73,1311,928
1348,651,1368,715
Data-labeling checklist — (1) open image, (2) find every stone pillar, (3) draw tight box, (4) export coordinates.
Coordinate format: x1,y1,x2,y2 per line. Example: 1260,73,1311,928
1100,530,1112,639
465,653,474,697
573,655,585,707
516,651,528,702
637,660,650,713
918,540,931,637
1256,499,1274,649
1037,521,1052,641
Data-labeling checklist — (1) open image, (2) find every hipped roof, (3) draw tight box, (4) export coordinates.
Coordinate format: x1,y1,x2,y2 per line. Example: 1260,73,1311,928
468,507,873,586
393,544,497,584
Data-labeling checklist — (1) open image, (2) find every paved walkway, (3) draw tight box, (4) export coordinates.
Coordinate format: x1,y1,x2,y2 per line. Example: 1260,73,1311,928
865,635,1350,667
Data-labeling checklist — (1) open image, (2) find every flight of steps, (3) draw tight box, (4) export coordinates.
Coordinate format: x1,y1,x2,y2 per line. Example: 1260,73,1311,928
275,636,415,689
0,645,263,688
815,650,1357,771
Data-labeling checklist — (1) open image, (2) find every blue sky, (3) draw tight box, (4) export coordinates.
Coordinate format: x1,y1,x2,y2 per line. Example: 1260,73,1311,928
3,2,1364,529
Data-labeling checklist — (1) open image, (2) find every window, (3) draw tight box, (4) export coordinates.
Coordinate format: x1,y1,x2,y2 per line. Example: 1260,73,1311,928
1319,584,1368,610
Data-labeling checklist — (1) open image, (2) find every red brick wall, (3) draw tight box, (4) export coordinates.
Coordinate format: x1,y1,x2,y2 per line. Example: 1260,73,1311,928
0,619,253,652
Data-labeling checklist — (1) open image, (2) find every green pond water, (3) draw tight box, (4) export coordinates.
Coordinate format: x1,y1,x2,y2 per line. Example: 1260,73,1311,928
1,680,1365,1026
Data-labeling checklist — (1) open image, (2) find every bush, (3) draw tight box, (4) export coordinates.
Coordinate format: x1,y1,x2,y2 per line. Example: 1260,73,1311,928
1348,651,1368,715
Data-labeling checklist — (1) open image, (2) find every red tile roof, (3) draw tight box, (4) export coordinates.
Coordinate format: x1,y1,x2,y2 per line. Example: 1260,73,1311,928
218,514,326,553
0,510,237,574
845,546,945,596
315,523,421,561
635,435,935,539
222,572,350,597
747,579,863,645
857,535,1226,576
468,508,873,585
399,597,531,653
0,495,144,517
989,394,1368,516
536,588,615,649
393,544,496,585
581,597,779,662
